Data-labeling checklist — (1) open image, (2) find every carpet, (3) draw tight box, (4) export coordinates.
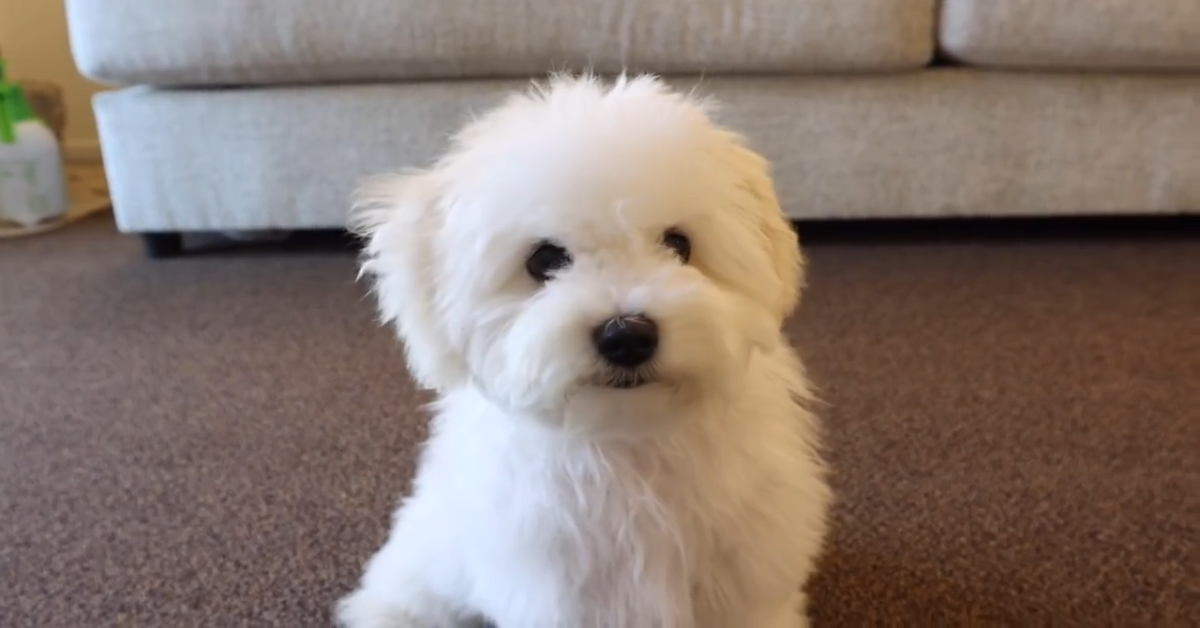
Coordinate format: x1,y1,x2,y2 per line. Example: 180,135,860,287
1,217,1196,626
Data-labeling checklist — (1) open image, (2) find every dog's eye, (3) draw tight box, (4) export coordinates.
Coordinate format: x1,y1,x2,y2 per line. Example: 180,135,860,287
662,229,691,263
526,241,572,282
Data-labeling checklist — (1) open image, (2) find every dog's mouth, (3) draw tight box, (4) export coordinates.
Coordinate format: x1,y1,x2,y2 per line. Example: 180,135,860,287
610,377,648,389
601,368,654,389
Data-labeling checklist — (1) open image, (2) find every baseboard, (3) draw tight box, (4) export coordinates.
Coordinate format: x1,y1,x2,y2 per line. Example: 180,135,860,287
63,139,103,164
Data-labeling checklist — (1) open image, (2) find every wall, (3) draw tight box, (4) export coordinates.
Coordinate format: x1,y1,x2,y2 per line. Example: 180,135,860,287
0,0,105,161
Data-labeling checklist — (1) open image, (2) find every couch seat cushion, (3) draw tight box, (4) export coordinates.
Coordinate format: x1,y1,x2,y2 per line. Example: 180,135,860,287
941,0,1200,70
67,0,935,86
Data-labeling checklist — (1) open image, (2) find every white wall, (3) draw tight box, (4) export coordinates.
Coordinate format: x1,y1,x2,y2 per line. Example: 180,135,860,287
0,0,105,160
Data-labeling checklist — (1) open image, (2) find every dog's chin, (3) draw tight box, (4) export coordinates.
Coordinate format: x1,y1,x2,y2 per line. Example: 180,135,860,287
539,368,727,439
493,359,740,438
555,383,682,438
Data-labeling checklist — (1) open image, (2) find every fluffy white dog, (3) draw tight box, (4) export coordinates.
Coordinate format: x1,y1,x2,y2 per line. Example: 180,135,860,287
337,74,830,628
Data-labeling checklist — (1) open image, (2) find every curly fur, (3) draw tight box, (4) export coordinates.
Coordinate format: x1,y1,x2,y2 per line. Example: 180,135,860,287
337,74,831,628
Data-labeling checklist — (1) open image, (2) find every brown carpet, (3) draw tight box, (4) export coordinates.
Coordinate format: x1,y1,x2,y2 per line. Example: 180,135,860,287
1,217,1196,627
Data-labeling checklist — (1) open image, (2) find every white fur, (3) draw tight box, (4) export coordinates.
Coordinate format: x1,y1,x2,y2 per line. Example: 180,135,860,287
338,74,831,628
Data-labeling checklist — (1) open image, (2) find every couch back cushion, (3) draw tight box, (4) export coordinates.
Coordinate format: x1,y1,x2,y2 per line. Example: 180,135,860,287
68,0,936,86
941,0,1200,70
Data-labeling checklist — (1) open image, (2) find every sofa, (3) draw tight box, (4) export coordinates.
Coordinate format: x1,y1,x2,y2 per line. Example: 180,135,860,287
66,0,1199,257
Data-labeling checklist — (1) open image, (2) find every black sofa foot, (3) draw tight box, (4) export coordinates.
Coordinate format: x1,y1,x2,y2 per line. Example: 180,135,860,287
141,232,184,259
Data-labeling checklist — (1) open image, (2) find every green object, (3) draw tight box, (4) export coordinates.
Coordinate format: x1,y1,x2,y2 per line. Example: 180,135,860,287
0,60,37,144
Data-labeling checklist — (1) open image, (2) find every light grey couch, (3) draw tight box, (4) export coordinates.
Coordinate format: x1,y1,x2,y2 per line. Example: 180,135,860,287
66,0,1199,257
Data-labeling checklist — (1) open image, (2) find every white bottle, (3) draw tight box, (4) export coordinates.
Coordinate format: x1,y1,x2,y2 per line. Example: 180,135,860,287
0,71,68,228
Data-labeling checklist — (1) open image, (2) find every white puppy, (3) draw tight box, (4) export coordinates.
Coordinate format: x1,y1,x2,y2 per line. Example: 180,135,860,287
337,74,830,628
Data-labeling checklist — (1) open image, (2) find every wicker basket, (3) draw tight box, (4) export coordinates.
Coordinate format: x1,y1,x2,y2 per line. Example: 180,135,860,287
18,79,67,144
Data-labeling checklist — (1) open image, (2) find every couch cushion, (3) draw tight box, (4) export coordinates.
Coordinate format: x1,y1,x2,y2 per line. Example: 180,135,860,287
95,72,1200,231
941,0,1200,70
67,0,936,86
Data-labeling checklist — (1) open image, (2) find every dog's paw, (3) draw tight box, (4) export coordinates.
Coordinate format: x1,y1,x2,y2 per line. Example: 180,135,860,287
335,589,488,628
334,590,424,628
765,609,810,628
760,592,810,628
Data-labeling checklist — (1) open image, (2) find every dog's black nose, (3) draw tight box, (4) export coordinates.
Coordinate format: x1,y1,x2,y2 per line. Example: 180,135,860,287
592,315,659,368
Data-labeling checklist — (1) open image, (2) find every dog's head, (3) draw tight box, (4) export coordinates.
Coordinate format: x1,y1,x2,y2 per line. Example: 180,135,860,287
355,74,803,437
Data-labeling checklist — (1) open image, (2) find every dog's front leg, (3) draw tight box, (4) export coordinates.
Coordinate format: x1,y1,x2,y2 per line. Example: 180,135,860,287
335,502,481,628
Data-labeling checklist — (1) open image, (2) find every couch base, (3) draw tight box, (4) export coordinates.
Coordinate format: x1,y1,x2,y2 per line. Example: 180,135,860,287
139,232,184,258
94,70,1199,232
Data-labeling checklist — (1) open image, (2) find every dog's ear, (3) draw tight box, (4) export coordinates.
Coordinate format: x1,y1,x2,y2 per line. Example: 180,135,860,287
759,186,805,321
734,148,805,323
351,171,466,392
